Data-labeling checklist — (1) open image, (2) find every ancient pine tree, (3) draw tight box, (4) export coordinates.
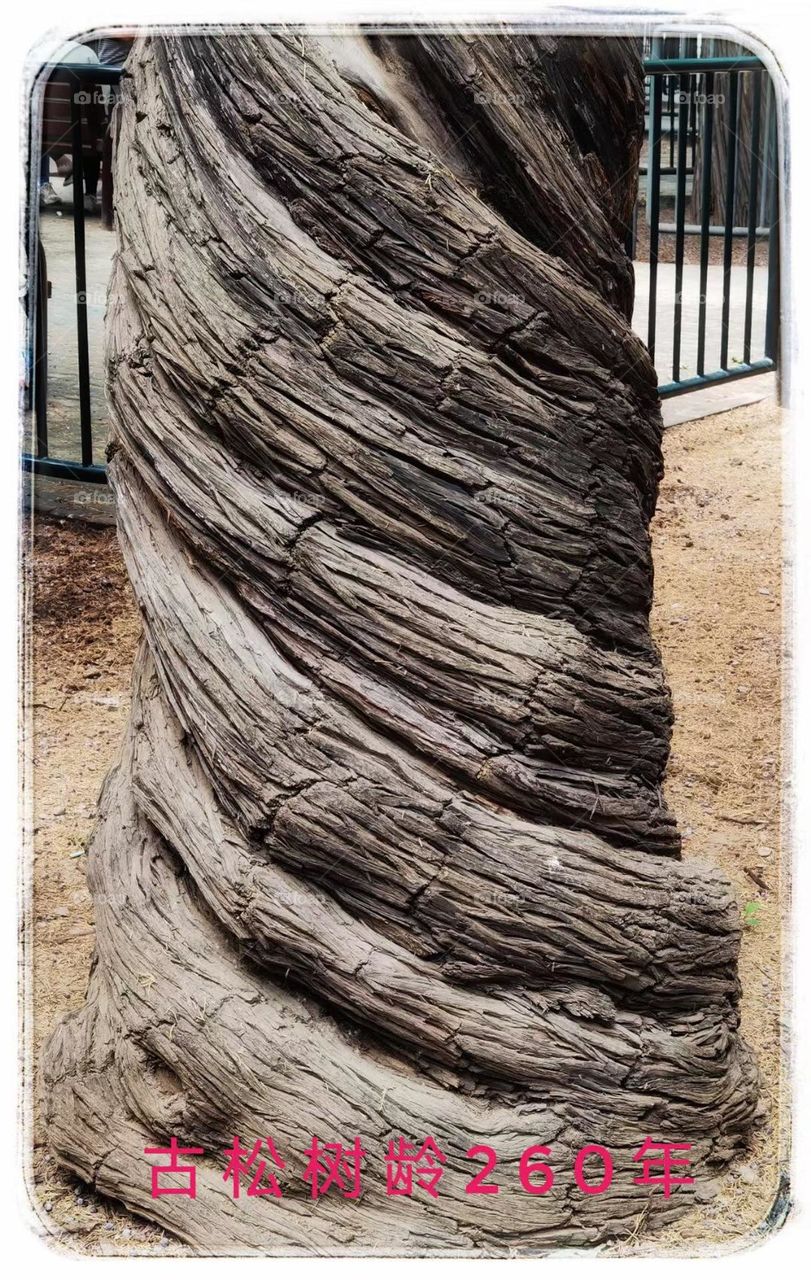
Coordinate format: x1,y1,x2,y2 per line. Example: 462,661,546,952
44,30,759,1252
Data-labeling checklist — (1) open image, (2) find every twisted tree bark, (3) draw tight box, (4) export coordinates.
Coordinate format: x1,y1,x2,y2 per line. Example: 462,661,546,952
44,30,759,1253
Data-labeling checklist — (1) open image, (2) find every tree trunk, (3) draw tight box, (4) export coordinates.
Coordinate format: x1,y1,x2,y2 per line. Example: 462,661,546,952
687,43,768,226
44,31,759,1253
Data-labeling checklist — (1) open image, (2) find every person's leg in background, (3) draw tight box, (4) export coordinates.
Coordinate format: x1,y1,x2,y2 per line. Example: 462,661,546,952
83,155,101,214
38,149,59,208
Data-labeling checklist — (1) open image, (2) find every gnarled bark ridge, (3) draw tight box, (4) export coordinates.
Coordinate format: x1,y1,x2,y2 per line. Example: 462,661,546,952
44,30,759,1253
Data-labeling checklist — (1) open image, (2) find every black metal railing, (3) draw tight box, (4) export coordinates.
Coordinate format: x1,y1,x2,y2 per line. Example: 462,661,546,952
638,53,779,397
22,49,781,491
23,61,121,486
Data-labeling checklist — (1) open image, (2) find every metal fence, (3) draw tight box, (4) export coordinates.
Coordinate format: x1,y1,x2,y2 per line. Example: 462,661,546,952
637,52,780,397
24,61,120,487
22,47,781,489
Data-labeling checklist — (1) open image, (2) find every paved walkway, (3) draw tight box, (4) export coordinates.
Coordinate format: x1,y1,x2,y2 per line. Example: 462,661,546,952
631,261,770,388
38,186,113,464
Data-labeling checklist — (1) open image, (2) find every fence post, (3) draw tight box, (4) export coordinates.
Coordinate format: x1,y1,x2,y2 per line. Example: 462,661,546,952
69,72,94,468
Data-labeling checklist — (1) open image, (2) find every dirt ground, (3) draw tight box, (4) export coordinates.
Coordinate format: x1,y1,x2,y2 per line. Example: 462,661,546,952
645,395,787,1253
633,219,770,268
23,396,786,1256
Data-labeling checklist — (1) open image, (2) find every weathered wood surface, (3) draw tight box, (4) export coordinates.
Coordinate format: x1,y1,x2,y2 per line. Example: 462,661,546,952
44,30,759,1253
687,43,770,227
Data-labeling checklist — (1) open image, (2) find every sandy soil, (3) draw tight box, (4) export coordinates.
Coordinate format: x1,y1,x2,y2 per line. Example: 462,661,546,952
644,395,787,1253
633,220,770,268
23,522,168,1253
23,397,786,1256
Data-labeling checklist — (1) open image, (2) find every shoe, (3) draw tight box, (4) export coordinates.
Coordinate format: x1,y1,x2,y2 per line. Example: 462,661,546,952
39,182,60,208
83,193,99,215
